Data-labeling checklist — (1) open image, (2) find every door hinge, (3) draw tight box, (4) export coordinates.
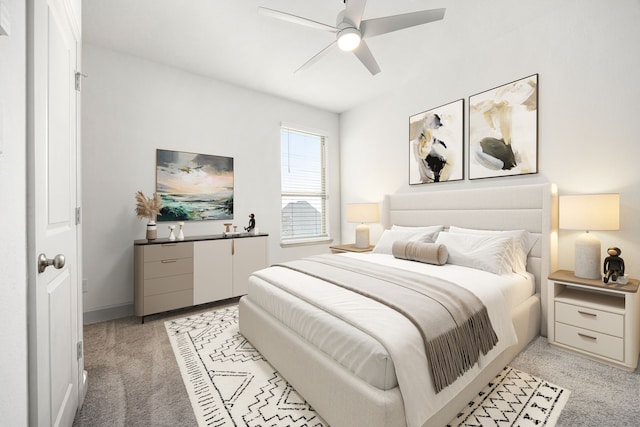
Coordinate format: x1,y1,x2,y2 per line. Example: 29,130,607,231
77,341,83,360
75,72,87,91
75,207,81,225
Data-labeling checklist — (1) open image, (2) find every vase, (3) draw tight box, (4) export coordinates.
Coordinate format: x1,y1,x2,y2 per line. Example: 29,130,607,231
146,222,157,240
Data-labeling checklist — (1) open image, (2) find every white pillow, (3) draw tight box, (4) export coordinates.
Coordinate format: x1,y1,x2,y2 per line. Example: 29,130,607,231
435,232,515,275
372,229,439,254
448,226,535,275
391,224,444,233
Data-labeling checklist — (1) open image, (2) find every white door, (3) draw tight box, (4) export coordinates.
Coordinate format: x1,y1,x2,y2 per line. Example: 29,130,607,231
28,0,82,425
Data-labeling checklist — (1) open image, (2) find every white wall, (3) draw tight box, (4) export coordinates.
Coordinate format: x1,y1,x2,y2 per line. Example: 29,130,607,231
0,0,28,423
340,1,640,277
82,44,340,319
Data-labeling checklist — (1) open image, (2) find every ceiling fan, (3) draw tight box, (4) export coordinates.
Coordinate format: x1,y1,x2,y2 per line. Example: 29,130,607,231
259,0,445,76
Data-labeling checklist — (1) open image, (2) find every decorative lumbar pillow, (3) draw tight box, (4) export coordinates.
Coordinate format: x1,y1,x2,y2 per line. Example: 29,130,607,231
372,229,439,254
392,240,448,265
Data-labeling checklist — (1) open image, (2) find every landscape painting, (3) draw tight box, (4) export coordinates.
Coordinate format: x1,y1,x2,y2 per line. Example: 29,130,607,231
156,149,234,221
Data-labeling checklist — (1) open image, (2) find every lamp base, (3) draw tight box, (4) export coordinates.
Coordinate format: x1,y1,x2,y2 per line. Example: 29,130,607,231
574,232,601,280
355,223,370,249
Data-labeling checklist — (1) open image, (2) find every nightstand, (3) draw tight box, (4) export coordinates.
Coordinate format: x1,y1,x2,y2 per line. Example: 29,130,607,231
329,243,374,254
548,270,640,371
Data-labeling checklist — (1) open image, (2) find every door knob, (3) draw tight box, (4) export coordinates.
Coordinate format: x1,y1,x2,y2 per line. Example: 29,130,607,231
38,253,65,273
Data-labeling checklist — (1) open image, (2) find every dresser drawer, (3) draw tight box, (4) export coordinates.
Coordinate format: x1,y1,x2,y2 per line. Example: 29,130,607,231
144,274,193,297
143,289,193,315
555,301,623,337
144,257,193,280
143,242,193,262
555,322,624,361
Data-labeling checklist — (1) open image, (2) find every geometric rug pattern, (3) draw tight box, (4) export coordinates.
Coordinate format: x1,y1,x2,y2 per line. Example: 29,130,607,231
166,306,569,427
165,306,328,427
447,366,570,427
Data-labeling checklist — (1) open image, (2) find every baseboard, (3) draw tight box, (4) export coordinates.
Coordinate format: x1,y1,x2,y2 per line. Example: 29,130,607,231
83,303,134,324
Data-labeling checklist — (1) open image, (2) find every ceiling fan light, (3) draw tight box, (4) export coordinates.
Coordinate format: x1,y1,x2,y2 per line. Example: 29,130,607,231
338,28,361,51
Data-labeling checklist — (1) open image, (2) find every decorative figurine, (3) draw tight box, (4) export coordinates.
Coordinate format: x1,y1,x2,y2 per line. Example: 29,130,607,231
603,247,625,284
177,222,184,240
168,225,176,241
244,213,256,233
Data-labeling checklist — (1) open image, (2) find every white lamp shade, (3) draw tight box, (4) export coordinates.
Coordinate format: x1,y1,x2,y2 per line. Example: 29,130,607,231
559,194,619,231
346,203,379,223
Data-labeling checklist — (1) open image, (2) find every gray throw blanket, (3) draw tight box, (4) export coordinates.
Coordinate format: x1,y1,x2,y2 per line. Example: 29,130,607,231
275,254,498,392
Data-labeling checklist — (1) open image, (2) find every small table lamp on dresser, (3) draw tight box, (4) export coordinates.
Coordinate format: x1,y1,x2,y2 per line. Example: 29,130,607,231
346,203,379,249
559,194,619,279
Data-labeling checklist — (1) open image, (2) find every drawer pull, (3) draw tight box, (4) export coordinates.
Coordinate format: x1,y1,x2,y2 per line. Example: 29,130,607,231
577,310,597,317
162,243,177,247
577,333,597,341
161,259,178,264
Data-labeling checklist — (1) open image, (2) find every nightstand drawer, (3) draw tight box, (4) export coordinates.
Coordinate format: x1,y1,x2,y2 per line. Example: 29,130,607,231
555,322,624,361
555,301,623,337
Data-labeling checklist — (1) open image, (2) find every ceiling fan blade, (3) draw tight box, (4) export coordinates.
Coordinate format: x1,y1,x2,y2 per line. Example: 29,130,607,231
343,0,367,27
259,7,337,32
294,41,338,74
353,39,381,76
360,8,445,38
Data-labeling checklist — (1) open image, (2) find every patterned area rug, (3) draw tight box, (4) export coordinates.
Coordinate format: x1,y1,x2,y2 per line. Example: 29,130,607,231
447,367,570,427
166,306,569,427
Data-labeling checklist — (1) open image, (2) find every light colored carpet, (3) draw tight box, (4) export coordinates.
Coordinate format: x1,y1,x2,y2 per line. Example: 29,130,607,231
166,306,568,427
73,300,239,427
510,336,640,426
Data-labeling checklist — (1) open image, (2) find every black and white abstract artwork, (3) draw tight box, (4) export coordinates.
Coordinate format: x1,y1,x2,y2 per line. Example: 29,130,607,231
409,99,464,185
469,74,538,179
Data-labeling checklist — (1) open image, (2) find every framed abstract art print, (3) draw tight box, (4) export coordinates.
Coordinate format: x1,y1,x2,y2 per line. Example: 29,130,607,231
409,99,464,185
468,74,538,179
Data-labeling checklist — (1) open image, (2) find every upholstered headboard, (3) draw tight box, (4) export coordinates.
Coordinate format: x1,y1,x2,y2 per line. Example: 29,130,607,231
385,183,558,335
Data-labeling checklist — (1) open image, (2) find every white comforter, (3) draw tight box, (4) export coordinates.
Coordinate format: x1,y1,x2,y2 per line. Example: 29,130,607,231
249,253,519,427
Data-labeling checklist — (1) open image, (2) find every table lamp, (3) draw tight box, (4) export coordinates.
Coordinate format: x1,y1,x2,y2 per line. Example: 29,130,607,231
559,194,619,279
346,203,379,249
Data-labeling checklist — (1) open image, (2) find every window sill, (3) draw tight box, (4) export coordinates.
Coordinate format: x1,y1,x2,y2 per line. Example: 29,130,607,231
280,237,334,248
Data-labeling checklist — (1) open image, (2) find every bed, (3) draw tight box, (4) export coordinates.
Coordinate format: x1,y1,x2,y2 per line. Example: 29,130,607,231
239,183,558,427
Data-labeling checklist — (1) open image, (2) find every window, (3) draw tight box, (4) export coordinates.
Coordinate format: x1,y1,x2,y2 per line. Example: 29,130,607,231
280,126,328,244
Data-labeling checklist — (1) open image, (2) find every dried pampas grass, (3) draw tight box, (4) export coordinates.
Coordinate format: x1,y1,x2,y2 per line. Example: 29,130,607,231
135,191,163,221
